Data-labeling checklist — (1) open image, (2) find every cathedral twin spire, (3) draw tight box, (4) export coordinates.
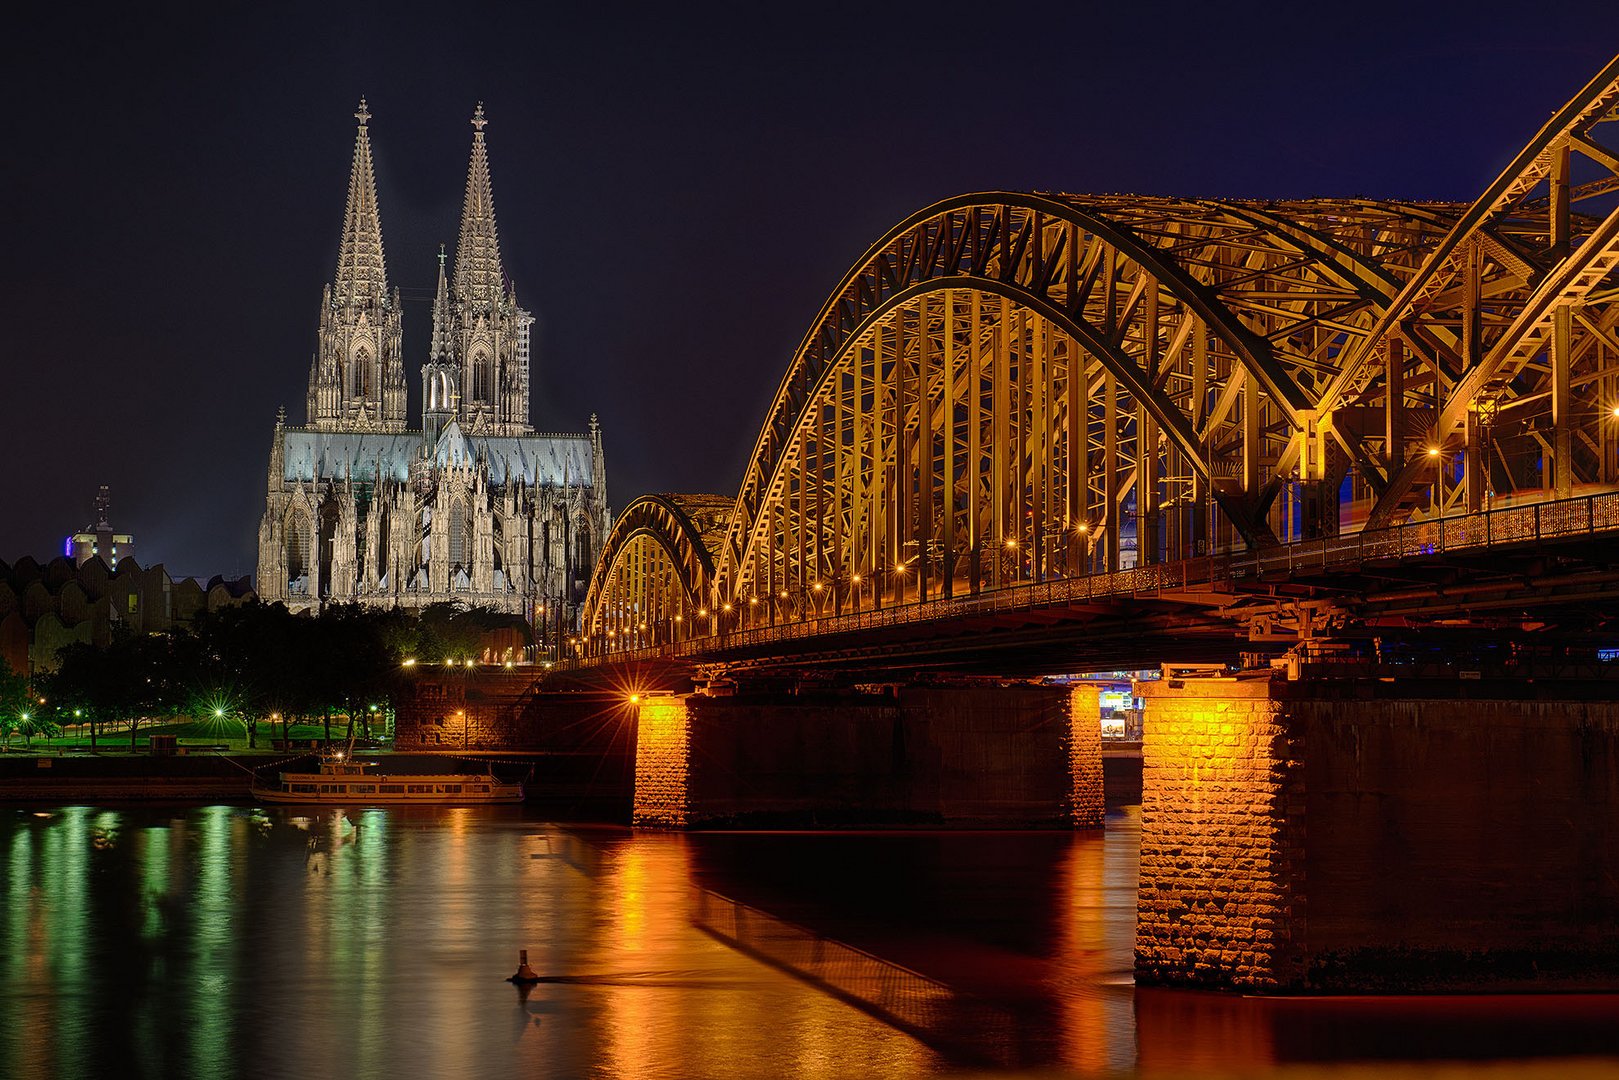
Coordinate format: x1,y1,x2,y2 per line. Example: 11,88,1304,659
454,104,506,309
334,98,387,304
310,100,531,438
307,97,407,433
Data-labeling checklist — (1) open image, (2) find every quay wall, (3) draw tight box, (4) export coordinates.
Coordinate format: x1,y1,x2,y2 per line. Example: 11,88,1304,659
0,754,254,801
395,671,637,810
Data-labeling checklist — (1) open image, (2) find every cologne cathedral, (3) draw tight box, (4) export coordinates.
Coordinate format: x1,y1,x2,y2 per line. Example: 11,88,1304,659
257,101,609,622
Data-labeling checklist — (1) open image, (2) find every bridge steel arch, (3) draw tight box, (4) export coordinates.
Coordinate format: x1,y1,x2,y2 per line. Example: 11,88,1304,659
579,52,1619,649
709,193,1459,615
1314,54,1619,527
580,493,731,647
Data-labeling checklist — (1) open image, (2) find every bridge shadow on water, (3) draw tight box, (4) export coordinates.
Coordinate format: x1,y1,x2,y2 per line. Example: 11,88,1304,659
690,886,1025,1070
585,800,1619,1077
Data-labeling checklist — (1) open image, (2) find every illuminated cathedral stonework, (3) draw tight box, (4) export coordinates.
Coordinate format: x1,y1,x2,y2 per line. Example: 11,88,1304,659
257,101,609,621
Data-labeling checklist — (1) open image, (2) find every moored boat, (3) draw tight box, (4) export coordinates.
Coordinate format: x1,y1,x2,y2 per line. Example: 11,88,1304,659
250,749,524,804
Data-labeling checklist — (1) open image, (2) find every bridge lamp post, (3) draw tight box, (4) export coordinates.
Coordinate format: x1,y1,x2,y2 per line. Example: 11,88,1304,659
1608,406,1619,481
850,574,862,614
811,580,825,618
721,602,734,636
1427,445,1445,519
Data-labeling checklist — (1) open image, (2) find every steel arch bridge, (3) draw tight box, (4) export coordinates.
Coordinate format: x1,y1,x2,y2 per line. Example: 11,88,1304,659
582,54,1619,650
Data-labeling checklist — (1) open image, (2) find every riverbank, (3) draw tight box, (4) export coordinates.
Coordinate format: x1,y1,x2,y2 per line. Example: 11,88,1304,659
0,745,1138,814
0,752,254,800
0,750,633,820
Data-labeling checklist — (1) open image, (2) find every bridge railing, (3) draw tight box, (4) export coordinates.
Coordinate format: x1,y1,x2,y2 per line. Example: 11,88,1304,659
583,490,1619,664
1239,490,1619,578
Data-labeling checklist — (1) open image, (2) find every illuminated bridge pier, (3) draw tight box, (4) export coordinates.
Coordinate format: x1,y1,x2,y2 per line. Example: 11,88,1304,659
631,683,1102,829
1138,670,1619,992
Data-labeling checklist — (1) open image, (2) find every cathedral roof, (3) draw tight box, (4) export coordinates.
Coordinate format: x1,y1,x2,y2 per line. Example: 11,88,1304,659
282,430,420,484
453,103,505,307
334,99,388,303
280,427,595,489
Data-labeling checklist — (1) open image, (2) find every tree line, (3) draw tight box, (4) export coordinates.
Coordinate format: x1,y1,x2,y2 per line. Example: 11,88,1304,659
0,602,529,751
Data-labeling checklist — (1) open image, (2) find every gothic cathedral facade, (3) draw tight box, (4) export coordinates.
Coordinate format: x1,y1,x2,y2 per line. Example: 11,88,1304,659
257,102,609,624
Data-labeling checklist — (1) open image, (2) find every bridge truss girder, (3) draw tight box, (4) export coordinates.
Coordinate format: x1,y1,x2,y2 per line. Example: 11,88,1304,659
580,493,729,648
713,193,1457,610
1321,54,1619,527
583,52,1619,646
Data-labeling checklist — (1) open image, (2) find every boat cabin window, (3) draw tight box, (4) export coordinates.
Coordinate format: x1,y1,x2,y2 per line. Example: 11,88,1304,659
439,785,462,794
407,785,431,794
291,784,317,793
351,785,376,794
379,784,404,793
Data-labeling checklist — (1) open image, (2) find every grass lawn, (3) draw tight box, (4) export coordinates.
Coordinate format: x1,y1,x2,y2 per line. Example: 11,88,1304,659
6,715,393,754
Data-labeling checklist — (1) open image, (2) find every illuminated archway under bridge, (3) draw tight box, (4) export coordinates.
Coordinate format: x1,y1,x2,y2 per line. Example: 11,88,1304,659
585,53,1619,644
580,492,732,650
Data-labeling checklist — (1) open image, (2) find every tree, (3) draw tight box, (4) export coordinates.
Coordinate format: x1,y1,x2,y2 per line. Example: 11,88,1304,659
0,657,28,750
44,643,103,749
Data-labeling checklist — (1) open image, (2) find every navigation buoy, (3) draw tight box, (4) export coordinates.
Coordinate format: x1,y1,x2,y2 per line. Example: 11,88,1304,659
508,949,540,983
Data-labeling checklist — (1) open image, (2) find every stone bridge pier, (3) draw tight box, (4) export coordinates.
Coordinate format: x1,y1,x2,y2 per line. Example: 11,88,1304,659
1136,673,1619,992
631,683,1102,829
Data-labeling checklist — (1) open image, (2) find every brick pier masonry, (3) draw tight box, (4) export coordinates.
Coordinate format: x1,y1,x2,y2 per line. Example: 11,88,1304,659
1137,673,1619,992
632,684,1101,828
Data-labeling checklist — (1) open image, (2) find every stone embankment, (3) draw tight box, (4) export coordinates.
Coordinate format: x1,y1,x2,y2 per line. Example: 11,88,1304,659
0,753,256,801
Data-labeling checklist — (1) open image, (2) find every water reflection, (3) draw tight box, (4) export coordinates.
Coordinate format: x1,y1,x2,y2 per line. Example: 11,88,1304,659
1,805,1618,1079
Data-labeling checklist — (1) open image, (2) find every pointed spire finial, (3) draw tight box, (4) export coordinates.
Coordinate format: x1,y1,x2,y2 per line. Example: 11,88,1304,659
453,102,504,306
334,100,388,301
276,405,287,428
428,240,452,362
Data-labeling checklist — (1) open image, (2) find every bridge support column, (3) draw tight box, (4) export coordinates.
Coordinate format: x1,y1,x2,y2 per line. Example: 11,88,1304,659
1137,673,1619,992
631,683,1101,829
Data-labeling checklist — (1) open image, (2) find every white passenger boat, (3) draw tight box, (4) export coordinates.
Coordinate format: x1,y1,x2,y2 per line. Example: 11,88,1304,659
251,749,524,804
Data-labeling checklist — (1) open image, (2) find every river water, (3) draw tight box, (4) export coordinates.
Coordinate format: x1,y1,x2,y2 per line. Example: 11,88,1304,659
3,803,1618,1079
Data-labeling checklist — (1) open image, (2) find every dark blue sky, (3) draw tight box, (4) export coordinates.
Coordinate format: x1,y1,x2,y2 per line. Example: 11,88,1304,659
2,2,1616,578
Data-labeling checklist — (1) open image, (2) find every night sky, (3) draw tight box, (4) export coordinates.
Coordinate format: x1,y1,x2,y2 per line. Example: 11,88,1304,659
3,2,1616,580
